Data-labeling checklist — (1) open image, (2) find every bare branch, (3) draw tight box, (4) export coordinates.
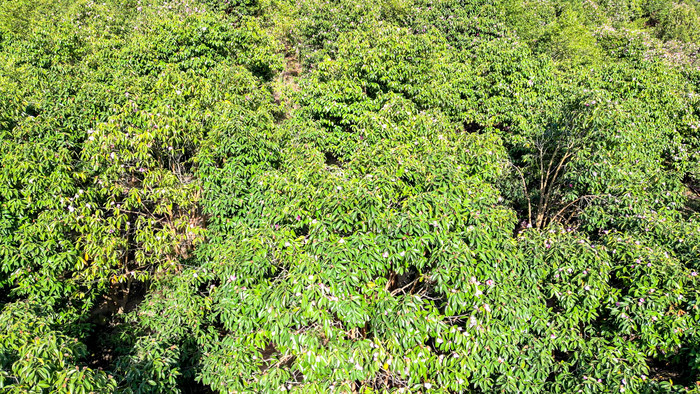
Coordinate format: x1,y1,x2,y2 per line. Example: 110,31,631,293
550,195,599,224
509,161,532,224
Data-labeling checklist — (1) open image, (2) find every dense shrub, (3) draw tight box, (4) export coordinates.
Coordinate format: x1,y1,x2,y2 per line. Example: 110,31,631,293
0,301,117,392
1,0,700,392
657,2,700,43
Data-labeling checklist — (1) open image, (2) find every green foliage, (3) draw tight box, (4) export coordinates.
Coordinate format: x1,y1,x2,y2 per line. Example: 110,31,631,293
539,8,602,64
2,0,700,392
202,0,263,16
120,10,282,79
657,2,700,43
0,0,59,34
0,301,117,392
